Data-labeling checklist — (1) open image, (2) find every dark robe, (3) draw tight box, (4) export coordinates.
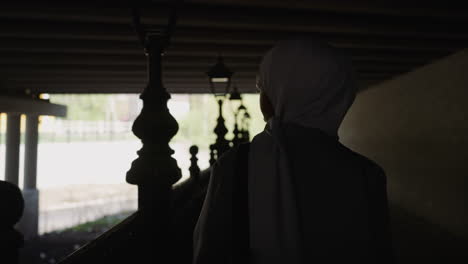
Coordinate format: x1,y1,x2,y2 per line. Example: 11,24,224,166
193,124,394,263
282,124,393,263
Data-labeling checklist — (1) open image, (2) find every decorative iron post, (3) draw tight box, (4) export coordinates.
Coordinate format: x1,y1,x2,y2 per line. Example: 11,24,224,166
209,144,216,166
231,111,242,147
126,34,181,259
213,98,230,157
240,107,251,143
229,84,243,147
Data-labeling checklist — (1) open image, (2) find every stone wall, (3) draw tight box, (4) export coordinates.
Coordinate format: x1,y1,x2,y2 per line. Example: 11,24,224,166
339,49,468,239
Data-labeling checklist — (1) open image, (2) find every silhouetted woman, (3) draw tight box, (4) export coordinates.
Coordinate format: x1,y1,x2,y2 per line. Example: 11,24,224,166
193,38,393,264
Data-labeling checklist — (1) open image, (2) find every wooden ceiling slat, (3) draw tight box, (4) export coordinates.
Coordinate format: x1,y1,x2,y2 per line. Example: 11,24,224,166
0,60,418,70
167,5,468,40
0,19,136,41
1,20,466,53
9,80,383,94
3,71,394,81
1,4,467,39
0,8,167,25
2,3,466,22
0,60,423,74
7,85,251,94
172,29,467,52
0,38,142,54
0,52,431,65
186,0,468,20
0,70,409,82
11,77,382,89
0,38,453,57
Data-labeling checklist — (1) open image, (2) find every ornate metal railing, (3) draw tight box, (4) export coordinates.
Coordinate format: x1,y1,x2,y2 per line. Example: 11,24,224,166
57,4,249,263
59,155,209,263
60,5,201,262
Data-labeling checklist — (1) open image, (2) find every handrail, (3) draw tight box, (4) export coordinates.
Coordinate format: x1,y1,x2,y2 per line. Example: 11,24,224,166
59,212,138,263
59,168,211,263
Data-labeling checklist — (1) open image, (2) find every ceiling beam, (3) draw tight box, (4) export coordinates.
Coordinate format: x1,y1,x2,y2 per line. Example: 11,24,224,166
0,95,67,116
0,62,421,77
0,7,166,25
0,62,416,73
0,19,135,41
1,20,466,53
0,51,434,66
0,38,454,59
167,5,468,40
2,78,384,94
186,0,468,20
1,5,467,40
1,75,394,95
2,3,467,23
1,70,394,82
0,38,142,54
6,71,394,83
171,29,467,52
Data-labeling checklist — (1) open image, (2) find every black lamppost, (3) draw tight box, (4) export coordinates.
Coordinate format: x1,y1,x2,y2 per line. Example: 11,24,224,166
206,56,233,164
229,84,243,147
206,56,233,96
239,104,251,142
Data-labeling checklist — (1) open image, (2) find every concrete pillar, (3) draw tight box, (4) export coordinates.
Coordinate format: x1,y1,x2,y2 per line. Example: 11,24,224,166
5,113,21,185
0,113,3,146
24,115,38,189
18,114,40,238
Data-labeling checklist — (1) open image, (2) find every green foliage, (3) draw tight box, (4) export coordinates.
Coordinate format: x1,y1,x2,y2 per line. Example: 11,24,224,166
172,94,265,150
50,94,110,121
44,94,265,150
63,212,131,233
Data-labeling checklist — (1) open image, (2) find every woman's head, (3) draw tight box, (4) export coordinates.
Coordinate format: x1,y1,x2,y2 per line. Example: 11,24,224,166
257,37,357,136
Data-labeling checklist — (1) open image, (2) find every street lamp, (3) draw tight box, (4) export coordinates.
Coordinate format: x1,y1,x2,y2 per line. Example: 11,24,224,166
206,56,233,96
206,56,233,162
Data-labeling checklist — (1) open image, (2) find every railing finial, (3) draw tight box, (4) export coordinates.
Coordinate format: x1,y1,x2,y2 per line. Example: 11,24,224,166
189,145,200,181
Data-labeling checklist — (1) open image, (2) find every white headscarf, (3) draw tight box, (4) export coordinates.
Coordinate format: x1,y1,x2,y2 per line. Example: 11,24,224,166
248,38,357,263
258,37,357,135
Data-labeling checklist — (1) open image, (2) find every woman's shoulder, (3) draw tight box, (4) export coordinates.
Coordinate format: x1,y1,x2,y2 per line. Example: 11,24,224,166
213,143,250,173
215,145,242,166
338,143,386,177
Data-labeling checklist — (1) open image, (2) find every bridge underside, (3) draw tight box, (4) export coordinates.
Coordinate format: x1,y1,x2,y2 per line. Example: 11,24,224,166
0,1,467,94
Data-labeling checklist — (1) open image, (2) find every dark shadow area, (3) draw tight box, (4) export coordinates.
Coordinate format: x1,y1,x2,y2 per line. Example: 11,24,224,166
390,205,468,263
19,213,131,264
